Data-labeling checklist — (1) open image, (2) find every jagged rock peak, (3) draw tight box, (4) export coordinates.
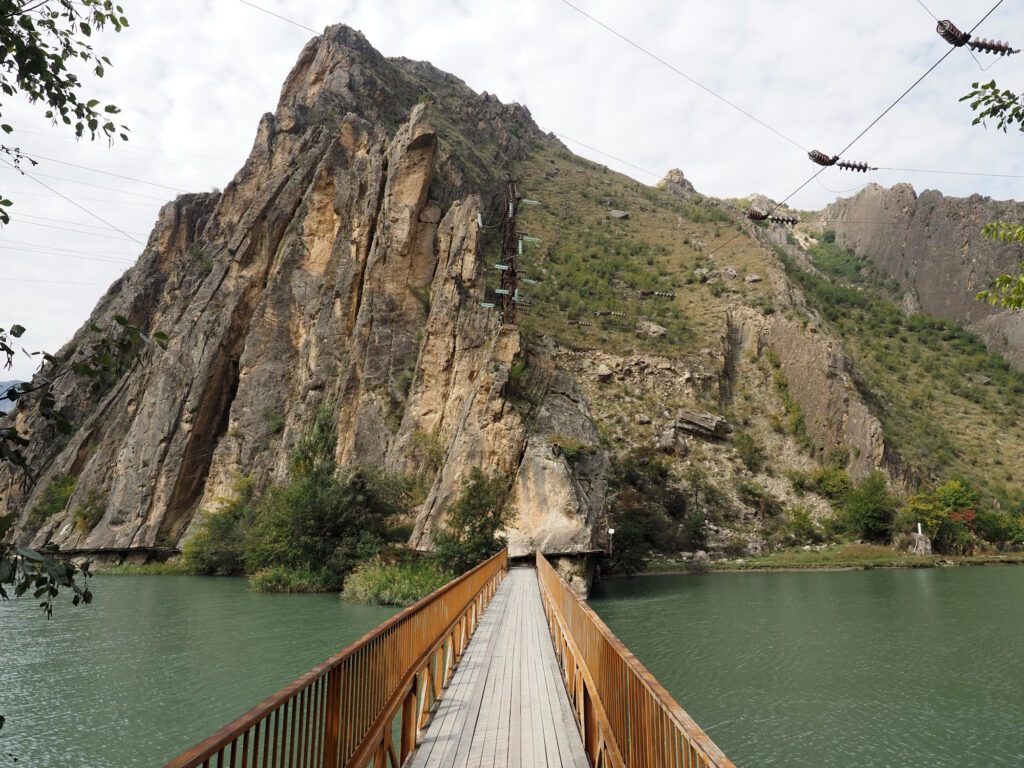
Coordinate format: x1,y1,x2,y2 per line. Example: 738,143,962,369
819,182,1024,365
1,26,603,577
658,168,696,197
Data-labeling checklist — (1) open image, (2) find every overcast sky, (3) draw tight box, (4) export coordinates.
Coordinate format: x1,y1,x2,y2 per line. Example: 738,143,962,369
2,0,1023,380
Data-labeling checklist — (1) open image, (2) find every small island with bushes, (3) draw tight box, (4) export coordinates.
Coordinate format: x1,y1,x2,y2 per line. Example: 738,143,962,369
111,410,512,606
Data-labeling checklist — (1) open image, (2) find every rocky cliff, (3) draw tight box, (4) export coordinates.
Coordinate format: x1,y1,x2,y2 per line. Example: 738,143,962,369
4,25,1021,578
0,25,604,574
821,183,1024,365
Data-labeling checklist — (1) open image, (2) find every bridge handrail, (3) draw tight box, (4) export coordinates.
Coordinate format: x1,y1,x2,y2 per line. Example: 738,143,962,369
165,549,507,768
537,552,735,768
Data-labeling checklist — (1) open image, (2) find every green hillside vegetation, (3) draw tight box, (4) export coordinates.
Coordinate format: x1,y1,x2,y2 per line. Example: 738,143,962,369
506,144,771,356
182,411,509,603
777,234,1024,513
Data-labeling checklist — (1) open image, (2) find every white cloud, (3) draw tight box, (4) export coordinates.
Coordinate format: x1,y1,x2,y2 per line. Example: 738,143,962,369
2,0,1022,379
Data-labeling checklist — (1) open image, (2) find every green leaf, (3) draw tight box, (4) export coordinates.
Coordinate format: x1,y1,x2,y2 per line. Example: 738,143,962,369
14,547,44,563
10,324,26,337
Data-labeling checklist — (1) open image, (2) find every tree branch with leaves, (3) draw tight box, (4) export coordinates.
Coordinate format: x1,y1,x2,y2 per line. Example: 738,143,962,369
961,81,1024,310
0,0,130,223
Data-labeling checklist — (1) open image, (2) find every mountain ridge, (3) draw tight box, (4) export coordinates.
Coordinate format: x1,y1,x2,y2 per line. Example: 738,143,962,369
2,24,1021,582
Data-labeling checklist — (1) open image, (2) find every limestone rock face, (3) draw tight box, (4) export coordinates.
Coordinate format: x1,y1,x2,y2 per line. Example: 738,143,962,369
0,25,601,564
904,532,933,556
659,168,696,197
822,183,1024,365
765,317,886,480
503,371,608,558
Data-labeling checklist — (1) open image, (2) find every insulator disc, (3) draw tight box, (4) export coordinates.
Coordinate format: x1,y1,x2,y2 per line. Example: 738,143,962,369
936,20,970,47
808,150,838,166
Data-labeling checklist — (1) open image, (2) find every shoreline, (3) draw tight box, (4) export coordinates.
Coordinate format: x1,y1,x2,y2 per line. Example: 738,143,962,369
614,550,1024,578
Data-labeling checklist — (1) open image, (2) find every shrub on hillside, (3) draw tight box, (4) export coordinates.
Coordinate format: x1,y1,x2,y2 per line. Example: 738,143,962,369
892,478,1024,554
843,472,898,542
183,409,401,590
183,477,254,576
734,432,766,473
26,474,77,534
72,488,107,535
343,553,453,606
431,467,512,575
249,565,337,593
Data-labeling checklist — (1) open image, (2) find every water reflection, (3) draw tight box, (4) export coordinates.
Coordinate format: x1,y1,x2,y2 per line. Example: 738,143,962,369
589,566,1024,767
0,575,396,767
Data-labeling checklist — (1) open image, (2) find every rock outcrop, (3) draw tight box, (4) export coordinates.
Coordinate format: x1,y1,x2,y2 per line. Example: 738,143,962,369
0,25,602,576
821,183,1024,365
765,317,886,480
659,168,696,198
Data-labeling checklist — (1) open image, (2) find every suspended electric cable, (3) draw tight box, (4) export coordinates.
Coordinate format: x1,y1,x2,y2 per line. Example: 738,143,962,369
913,0,938,22
876,166,1024,179
537,126,664,180
237,0,319,34
0,276,117,287
0,238,138,258
14,212,147,236
0,157,144,245
0,167,171,201
555,0,807,153
9,220,138,242
0,246,136,265
3,189,162,207
26,153,186,193
7,124,235,177
707,1,1011,265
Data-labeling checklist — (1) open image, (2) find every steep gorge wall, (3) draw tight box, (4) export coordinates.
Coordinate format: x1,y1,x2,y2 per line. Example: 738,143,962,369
0,25,603,566
822,183,1024,364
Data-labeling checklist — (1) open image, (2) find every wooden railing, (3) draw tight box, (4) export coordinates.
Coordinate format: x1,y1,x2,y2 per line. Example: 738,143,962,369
165,549,507,768
536,552,735,768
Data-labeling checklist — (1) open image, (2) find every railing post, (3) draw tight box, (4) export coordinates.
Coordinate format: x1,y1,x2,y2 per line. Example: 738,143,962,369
400,676,417,764
322,666,340,768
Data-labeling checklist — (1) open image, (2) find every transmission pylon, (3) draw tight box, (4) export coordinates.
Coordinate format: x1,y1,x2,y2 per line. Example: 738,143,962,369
500,180,520,325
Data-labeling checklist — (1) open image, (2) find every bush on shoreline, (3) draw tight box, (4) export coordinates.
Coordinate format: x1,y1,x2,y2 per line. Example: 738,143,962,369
342,554,453,606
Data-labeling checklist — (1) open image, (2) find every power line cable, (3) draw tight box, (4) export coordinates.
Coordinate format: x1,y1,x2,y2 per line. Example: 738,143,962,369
537,126,664,180
14,212,147,235
0,157,144,244
26,153,186,193
709,1,1009,262
913,0,938,22
556,0,808,153
0,246,135,265
3,189,162,206
9,220,139,242
7,123,236,176
0,276,116,287
0,167,171,200
238,0,319,34
0,238,137,257
876,166,1024,179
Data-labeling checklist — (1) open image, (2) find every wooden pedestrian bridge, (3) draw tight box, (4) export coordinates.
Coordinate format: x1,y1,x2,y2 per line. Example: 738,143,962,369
165,551,733,768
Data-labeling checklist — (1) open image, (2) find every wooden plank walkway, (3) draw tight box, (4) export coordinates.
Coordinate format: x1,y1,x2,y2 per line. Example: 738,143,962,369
409,567,589,768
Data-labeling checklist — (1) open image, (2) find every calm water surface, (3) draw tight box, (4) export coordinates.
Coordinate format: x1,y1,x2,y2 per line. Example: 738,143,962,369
589,566,1024,767
0,575,396,767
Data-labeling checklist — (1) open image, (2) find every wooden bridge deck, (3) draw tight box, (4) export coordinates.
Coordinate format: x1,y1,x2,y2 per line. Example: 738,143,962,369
409,567,589,768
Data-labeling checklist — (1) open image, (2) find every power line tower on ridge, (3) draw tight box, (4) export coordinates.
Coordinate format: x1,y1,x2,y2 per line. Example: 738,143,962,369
499,179,520,325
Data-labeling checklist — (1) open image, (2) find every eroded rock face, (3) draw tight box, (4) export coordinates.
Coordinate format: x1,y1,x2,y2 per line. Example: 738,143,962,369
504,371,608,558
822,183,1024,365
659,168,696,198
1,25,602,568
765,317,886,480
